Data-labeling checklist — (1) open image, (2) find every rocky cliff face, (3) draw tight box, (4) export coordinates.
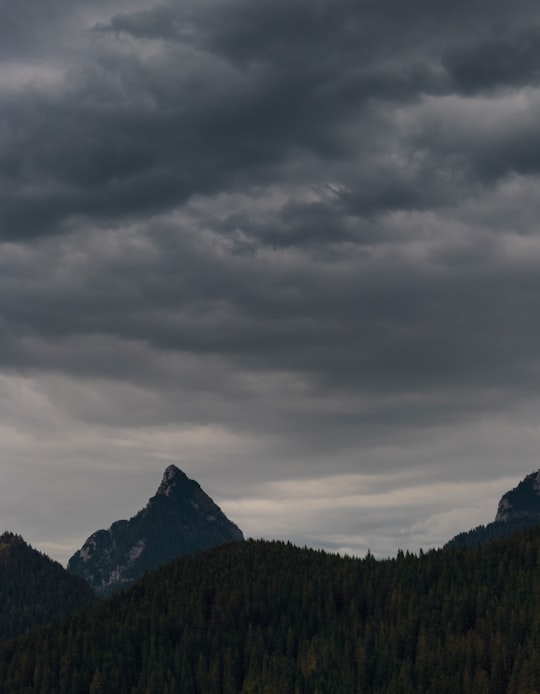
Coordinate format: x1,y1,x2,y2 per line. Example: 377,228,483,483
447,469,540,548
495,470,540,522
67,466,244,596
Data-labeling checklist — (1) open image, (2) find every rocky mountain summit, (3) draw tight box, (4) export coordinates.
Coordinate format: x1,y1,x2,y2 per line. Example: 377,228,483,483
67,465,244,596
448,469,540,548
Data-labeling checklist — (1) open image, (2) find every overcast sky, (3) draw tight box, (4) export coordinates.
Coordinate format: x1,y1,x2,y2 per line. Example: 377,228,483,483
2,0,540,564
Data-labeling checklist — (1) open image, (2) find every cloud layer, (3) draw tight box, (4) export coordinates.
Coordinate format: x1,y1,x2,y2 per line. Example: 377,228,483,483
2,0,540,562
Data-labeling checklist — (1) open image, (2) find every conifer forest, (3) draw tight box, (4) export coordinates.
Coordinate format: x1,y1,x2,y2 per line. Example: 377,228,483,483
2,530,540,693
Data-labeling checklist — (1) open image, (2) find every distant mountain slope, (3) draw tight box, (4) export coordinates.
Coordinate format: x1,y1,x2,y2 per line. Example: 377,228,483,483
67,465,244,596
448,470,540,548
494,470,540,521
5,532,540,692
0,532,96,642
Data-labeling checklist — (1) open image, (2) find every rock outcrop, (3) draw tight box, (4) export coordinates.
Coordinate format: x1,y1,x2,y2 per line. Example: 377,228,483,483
447,470,540,548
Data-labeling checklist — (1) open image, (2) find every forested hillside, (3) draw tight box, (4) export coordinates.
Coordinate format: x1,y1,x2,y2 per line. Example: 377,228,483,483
2,533,540,693
446,516,540,548
0,532,96,643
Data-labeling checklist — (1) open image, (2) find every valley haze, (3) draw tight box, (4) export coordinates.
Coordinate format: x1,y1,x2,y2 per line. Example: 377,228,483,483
2,0,540,564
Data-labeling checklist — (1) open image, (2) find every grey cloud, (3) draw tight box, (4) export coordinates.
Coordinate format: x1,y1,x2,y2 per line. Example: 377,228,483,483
444,28,540,94
0,1,75,60
3,0,540,560
3,204,540,425
4,0,537,243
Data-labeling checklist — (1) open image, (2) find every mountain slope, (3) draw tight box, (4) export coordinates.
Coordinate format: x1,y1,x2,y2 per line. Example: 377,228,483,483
0,532,96,642
4,533,540,692
67,465,243,596
495,470,540,521
448,469,540,548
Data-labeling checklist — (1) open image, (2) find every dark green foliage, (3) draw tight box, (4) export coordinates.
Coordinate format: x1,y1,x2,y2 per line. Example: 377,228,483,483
0,532,96,643
4,532,540,692
446,517,540,548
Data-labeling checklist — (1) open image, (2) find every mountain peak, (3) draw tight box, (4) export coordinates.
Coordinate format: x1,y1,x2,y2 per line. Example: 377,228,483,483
156,465,190,497
68,466,244,596
163,464,184,481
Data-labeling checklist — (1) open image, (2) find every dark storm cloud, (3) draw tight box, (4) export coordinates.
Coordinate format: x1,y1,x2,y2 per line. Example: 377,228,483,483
444,27,540,94
3,0,540,243
2,0,540,481
0,0,445,239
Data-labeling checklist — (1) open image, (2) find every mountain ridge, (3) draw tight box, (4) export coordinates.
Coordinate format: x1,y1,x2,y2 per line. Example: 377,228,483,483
0,531,96,642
